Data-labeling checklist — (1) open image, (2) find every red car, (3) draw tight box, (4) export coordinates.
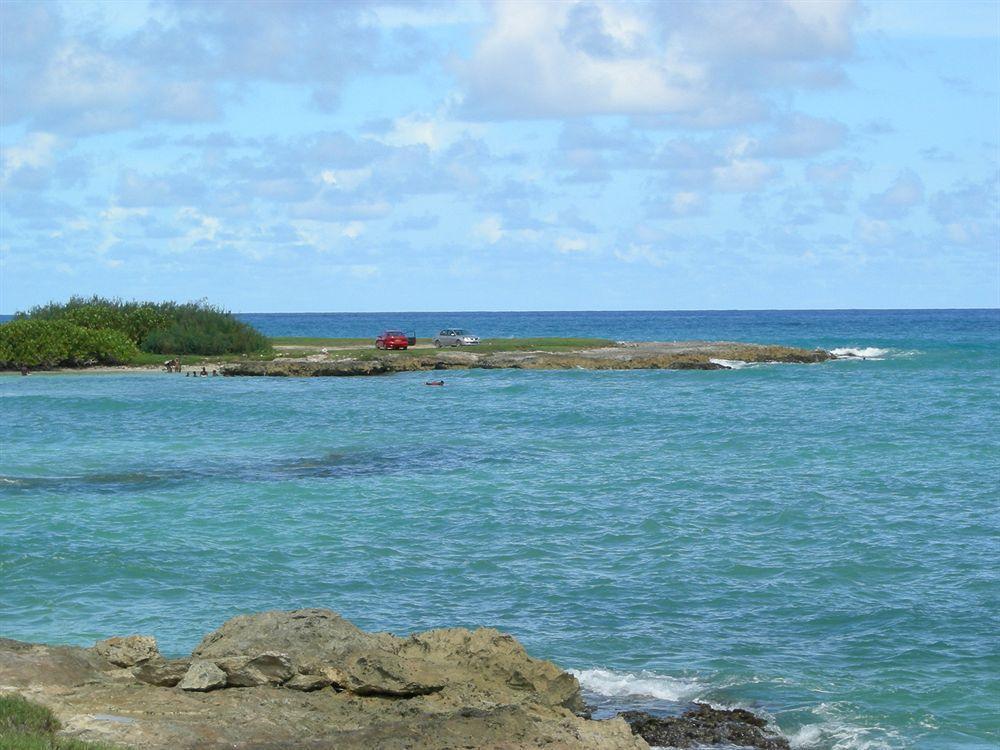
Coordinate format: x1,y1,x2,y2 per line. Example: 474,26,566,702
375,330,409,350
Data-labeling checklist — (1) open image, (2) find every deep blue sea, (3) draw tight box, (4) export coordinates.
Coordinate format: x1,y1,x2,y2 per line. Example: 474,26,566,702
1,310,998,749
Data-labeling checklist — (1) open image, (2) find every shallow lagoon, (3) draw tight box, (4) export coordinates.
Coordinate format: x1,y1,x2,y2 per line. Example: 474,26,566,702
2,310,997,749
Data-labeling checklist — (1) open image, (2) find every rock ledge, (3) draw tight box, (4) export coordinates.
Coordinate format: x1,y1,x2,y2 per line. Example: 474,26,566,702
0,609,644,749
0,610,790,749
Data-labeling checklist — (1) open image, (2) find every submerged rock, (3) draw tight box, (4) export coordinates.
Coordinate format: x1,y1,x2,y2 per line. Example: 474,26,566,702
619,704,790,749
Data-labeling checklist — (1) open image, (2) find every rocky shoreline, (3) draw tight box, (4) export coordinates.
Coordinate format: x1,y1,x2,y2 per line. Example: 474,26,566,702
0,609,789,749
222,341,834,376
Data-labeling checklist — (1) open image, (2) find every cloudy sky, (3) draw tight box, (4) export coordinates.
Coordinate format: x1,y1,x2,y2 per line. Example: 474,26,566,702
1,0,997,312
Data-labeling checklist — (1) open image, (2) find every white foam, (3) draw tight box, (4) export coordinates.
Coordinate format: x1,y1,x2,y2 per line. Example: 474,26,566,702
570,667,704,702
829,347,890,359
788,703,905,750
709,358,751,369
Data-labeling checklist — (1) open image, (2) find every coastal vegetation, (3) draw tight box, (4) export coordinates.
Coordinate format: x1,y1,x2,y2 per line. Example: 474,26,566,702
0,319,138,369
1,297,270,368
0,694,117,749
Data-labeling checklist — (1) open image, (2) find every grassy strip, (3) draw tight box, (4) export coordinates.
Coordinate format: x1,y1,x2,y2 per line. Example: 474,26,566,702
128,351,275,367
0,694,121,749
270,337,370,347
8,337,617,370
271,337,614,356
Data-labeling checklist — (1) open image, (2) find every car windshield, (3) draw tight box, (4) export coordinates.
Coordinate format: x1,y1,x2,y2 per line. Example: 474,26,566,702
453,329,466,335
386,331,405,336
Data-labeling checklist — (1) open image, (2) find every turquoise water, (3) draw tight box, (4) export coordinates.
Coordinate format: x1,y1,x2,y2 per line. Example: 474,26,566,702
1,310,998,749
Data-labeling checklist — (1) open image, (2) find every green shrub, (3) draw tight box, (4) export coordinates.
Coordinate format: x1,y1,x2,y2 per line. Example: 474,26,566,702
0,694,59,735
0,319,138,368
138,304,269,355
0,694,122,749
15,297,269,357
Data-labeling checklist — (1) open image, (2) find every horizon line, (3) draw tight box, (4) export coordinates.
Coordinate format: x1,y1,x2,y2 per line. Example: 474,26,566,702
2,306,998,316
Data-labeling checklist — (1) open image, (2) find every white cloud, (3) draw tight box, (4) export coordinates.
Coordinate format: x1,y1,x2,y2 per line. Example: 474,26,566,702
806,159,862,186
855,217,894,245
2,132,59,175
342,221,365,239
378,99,482,152
474,215,504,244
99,205,148,222
753,114,847,158
555,236,588,253
460,0,860,121
669,191,704,216
712,159,779,192
614,243,666,267
461,1,707,119
175,206,221,248
319,168,371,190
349,264,378,278
863,169,924,219
34,42,143,112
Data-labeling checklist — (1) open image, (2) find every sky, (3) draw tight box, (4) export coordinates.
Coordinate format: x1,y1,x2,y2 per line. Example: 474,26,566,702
1,0,998,313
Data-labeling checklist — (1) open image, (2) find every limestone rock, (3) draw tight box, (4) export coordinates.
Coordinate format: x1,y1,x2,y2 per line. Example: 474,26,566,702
178,660,227,692
396,627,587,712
223,341,833,377
619,705,789,749
132,657,191,687
0,612,659,749
216,652,295,687
284,673,332,692
0,638,108,688
93,635,159,667
192,609,384,670
339,650,444,697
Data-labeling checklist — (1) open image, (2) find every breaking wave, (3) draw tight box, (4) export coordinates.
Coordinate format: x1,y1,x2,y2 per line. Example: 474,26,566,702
573,669,906,750
570,667,704,702
829,347,890,359
787,703,905,750
709,358,752,369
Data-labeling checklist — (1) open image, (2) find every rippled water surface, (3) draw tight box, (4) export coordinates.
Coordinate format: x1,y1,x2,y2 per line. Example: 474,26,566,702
2,310,998,749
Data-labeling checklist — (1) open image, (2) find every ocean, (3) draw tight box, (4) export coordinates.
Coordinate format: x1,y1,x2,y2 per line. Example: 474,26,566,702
1,309,997,749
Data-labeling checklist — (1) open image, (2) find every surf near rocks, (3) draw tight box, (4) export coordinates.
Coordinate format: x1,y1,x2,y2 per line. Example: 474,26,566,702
0,608,797,749
0,608,639,749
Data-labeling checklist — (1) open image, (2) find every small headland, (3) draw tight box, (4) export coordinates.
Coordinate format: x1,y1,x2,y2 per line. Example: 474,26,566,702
0,609,789,750
222,340,835,376
0,299,834,376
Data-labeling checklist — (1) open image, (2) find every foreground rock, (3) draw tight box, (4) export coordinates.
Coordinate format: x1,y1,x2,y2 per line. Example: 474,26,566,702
93,635,159,667
0,609,646,749
620,705,790,749
222,341,834,377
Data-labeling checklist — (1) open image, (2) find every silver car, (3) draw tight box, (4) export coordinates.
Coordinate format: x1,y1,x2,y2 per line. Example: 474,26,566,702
434,328,481,347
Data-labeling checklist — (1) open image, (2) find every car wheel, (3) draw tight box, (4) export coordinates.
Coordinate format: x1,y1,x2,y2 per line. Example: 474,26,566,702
434,340,441,348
